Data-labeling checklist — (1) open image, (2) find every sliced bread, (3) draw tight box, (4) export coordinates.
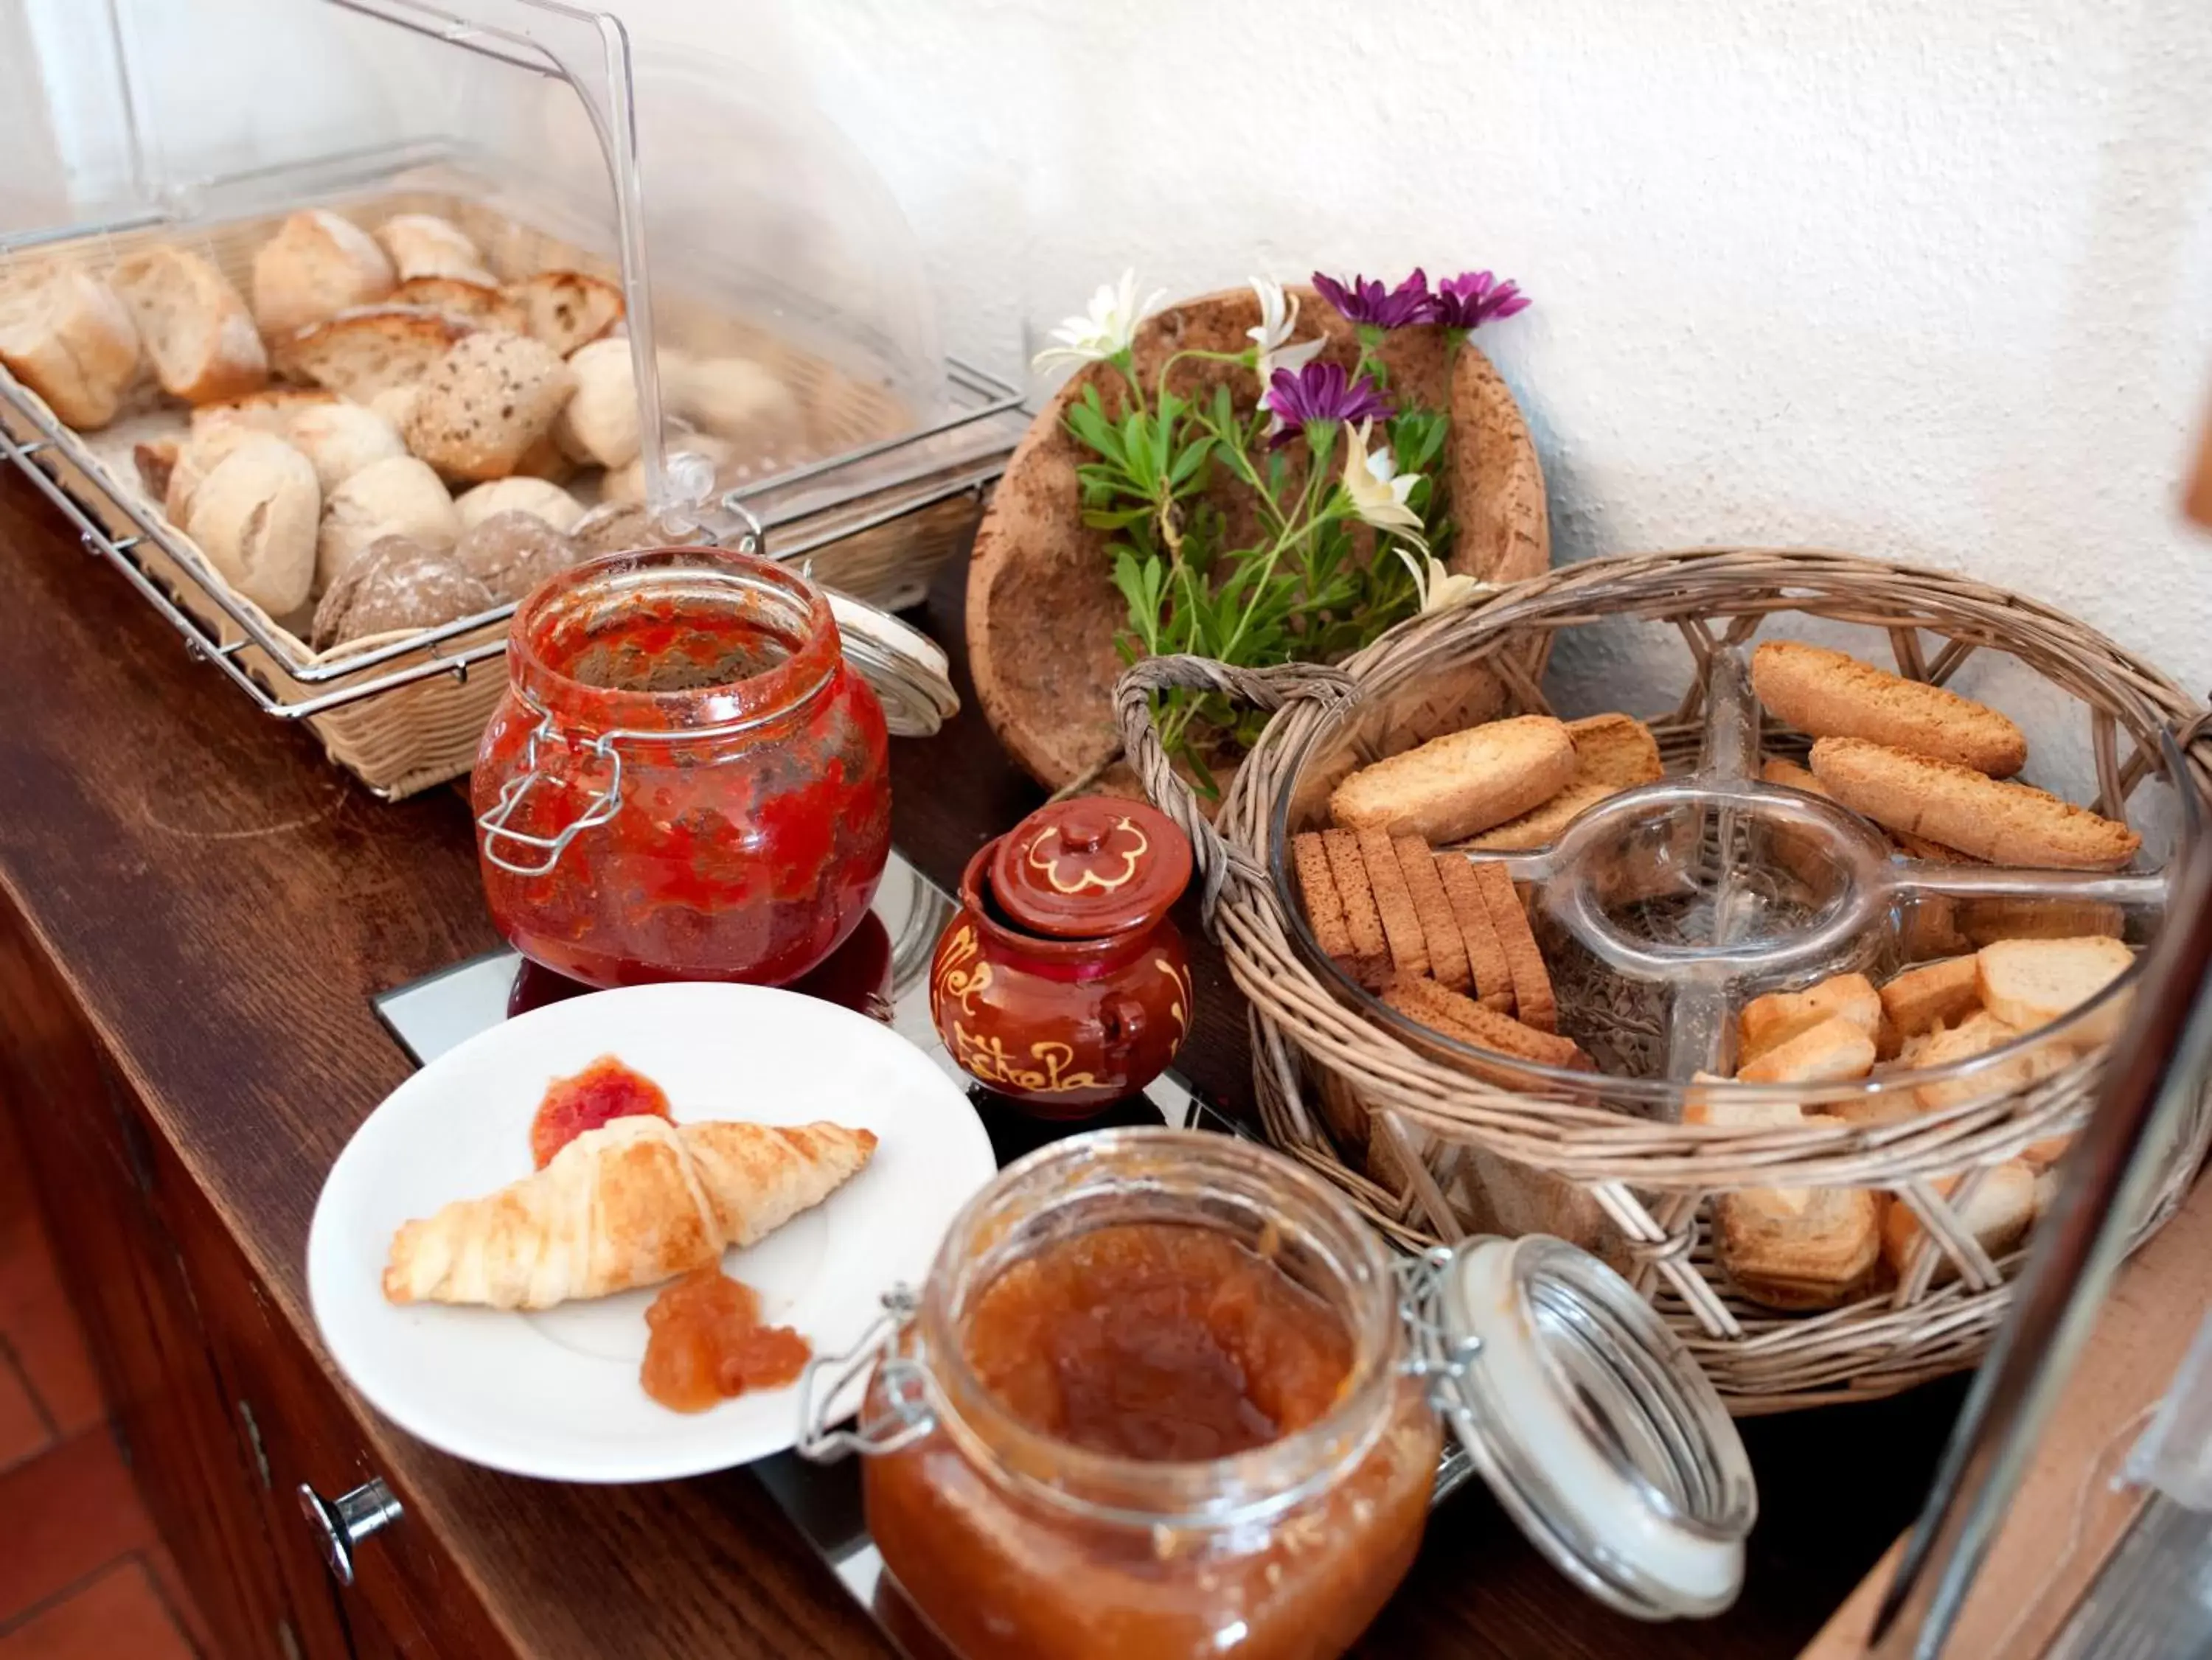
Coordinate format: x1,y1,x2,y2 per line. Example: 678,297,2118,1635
275,307,473,401
1753,640,2028,776
504,270,625,356
109,245,266,405
1320,829,1390,987
403,331,577,482
251,209,396,338
1739,973,1881,1065
0,265,140,428
375,215,495,285
389,276,526,334
1356,829,1428,982
1393,835,1470,991
1467,712,1663,849
1472,861,1554,1031
1809,737,2141,870
1977,936,2133,1045
1881,1163,2038,1282
1436,854,1514,1006
1736,1016,1877,1085
1331,714,1577,843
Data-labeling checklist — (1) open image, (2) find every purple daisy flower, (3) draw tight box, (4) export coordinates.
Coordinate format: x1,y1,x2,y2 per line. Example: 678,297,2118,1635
1262,361,1394,447
1311,269,1438,330
1433,270,1530,330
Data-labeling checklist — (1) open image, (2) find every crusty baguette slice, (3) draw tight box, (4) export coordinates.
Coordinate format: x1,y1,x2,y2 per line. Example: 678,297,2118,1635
1290,832,1356,971
504,270,625,356
1472,862,1554,1032
1739,973,1881,1065
110,245,266,404
389,276,526,333
1753,640,2028,776
375,214,495,284
191,387,338,435
1912,1009,2075,1112
1879,956,1982,1042
252,209,396,338
1809,738,2141,871
1329,714,1577,843
1881,1162,2037,1282
1715,1171,1881,1312
1321,829,1390,987
1393,836,1470,991
1436,854,1513,1007
1356,829,1428,983
1380,976,1588,1070
1977,936,2133,1045
275,307,473,400
0,265,140,429
1736,1016,1877,1085
1466,712,1663,850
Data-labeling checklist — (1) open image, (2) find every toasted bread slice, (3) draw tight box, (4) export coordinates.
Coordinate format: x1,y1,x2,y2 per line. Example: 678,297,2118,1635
1436,855,1513,1007
1356,830,1428,983
1393,836,1470,991
1290,832,1355,969
1739,973,1881,1065
1809,739,2140,871
1716,1170,1882,1311
1321,829,1390,987
1882,1163,2038,1281
1467,713,1663,850
1977,936,2133,1045
1753,641,2028,776
1472,862,1554,1032
1736,1016,1877,1085
1760,755,1826,795
1330,715,1577,844
1380,977,1588,1070
1879,957,1983,1042
1912,1009,2075,1112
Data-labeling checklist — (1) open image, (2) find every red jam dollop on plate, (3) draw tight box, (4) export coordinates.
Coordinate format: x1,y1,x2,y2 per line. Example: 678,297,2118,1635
529,1055,672,1169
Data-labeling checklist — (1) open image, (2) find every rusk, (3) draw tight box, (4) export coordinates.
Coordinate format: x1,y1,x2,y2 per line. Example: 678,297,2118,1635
1472,861,1554,1031
1436,855,1513,1005
1356,830,1429,982
1393,835,1471,991
1290,832,1357,970
1320,829,1390,987
1879,957,1982,1041
1329,714,1577,843
1736,1016,1876,1085
1881,1163,2037,1282
1380,977,1587,1070
1808,738,2140,870
1739,973,1881,1064
1752,640,2027,776
1977,936,2133,1045
1467,712,1663,849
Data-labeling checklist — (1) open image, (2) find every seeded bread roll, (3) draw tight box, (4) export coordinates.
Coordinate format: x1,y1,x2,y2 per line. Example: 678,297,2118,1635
313,534,495,649
317,455,462,590
1467,713,1663,850
389,276,526,333
554,337,641,467
0,265,140,429
1753,641,2028,777
404,331,577,482
283,401,408,493
450,510,582,605
276,307,473,401
504,271,625,356
1330,714,1577,843
374,215,495,285
251,209,396,338
1809,738,2141,871
183,433,320,615
453,478,585,534
108,246,266,405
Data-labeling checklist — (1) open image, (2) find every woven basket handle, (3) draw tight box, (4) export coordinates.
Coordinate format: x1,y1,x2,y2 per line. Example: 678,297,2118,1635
1114,655,1357,924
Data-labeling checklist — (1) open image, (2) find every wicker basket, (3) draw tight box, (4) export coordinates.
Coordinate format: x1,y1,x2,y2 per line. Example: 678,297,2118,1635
0,184,973,801
1119,548,2212,1413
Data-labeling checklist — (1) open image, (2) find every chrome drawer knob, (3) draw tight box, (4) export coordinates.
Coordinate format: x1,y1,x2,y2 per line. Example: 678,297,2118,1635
297,1479,402,1586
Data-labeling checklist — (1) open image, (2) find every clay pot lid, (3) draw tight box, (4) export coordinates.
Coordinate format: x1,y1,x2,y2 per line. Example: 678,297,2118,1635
989,799,1194,938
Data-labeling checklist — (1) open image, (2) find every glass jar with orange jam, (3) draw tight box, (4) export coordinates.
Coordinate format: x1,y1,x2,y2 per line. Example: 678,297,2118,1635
799,1130,1756,1659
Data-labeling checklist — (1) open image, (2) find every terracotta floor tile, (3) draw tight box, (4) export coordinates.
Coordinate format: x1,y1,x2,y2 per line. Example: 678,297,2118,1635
0,1353,51,1478
0,1558,195,1660
0,1227,102,1440
0,1431,155,1625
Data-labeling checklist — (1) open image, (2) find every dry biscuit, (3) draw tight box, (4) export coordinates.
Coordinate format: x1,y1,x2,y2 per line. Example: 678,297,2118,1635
1357,829,1429,983
1436,856,1514,1007
1473,861,1554,1032
1321,829,1390,987
1753,641,2028,777
1809,739,2140,871
1393,836,1470,990
1381,977,1588,1070
1329,715,1577,843
1468,712,1664,850
1290,832,1355,971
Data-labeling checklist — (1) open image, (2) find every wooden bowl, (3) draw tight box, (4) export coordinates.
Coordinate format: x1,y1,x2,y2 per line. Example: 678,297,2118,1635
968,285,1550,791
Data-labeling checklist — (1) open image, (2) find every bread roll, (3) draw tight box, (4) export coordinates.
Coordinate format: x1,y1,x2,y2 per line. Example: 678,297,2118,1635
374,215,494,285
317,455,462,589
553,338,641,467
570,501,706,557
1330,715,1578,843
283,401,407,493
191,387,338,436
164,422,265,525
1753,641,2028,777
664,352,796,450
451,511,583,604
109,245,266,404
453,478,585,534
183,433,319,614
600,434,736,506
389,276,524,333
368,383,420,430
504,271,625,356
252,210,396,338
0,265,140,428
403,332,577,482
313,534,495,649
274,307,472,401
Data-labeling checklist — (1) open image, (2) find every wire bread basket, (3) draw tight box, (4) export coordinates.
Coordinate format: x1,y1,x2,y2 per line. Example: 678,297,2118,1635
1119,548,2212,1412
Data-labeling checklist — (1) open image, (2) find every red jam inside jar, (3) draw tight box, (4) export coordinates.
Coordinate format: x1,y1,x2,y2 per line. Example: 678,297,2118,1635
473,548,890,988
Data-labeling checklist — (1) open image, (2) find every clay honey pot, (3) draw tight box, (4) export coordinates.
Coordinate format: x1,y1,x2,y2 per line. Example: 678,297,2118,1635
930,799,1196,1116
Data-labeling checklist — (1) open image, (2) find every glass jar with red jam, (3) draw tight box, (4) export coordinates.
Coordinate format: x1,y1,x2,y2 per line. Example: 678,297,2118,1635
473,547,889,987
800,1129,1758,1658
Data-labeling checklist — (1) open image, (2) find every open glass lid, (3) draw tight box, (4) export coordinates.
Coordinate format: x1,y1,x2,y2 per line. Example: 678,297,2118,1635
1409,1233,1756,1617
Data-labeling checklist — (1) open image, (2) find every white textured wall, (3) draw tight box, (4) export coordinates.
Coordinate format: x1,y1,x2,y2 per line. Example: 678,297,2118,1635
619,0,2212,716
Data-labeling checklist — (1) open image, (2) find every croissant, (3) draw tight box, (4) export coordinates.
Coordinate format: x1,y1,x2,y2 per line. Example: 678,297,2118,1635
381,1116,878,1310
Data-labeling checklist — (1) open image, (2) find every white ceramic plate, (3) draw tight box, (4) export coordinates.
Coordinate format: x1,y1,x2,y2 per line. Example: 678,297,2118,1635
308,981,995,1482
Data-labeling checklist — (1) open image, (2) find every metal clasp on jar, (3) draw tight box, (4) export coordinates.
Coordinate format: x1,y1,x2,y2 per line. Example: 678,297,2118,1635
1396,1248,1483,1400
475,714,629,878
796,1286,936,1461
